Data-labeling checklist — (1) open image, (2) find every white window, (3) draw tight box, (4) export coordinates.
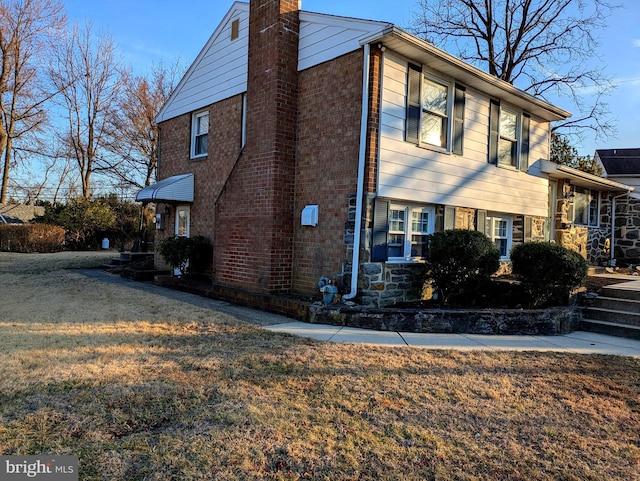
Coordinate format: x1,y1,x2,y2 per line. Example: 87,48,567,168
421,77,450,148
486,215,513,259
191,111,209,158
388,204,435,261
489,101,531,171
498,108,519,167
406,64,466,154
571,187,599,227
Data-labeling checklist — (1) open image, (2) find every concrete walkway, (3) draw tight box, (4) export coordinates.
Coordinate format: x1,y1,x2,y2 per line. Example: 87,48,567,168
265,323,640,356
266,276,640,357
82,269,640,358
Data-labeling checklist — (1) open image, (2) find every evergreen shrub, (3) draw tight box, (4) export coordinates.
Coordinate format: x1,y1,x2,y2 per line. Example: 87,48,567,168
510,242,587,307
427,229,501,304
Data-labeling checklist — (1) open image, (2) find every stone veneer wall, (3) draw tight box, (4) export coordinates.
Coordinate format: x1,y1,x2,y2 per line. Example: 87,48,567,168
588,194,612,266
614,196,640,264
351,195,550,307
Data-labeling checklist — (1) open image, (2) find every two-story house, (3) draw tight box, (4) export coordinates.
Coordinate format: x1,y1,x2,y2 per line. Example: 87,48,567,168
137,0,614,307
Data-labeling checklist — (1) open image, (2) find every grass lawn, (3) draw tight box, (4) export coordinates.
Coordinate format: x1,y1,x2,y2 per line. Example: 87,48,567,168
0,252,639,480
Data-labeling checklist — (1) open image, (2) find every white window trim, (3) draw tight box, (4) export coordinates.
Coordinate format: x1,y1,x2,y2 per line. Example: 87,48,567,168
486,214,513,260
388,203,436,263
419,72,454,152
241,94,247,148
191,110,209,159
497,105,522,170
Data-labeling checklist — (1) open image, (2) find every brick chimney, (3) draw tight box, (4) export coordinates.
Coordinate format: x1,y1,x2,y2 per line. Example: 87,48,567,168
214,0,300,292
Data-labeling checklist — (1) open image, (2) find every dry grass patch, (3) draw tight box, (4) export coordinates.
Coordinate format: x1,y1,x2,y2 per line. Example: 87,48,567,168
1,252,639,480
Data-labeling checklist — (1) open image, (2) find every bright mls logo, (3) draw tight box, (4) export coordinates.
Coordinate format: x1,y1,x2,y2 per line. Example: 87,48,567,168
1,456,78,480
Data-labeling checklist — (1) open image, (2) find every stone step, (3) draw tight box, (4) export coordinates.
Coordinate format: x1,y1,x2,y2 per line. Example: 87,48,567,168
582,306,640,327
592,296,640,313
601,284,640,301
580,318,640,340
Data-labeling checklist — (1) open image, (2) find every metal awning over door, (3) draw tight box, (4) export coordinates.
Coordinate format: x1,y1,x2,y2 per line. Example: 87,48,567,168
135,174,194,203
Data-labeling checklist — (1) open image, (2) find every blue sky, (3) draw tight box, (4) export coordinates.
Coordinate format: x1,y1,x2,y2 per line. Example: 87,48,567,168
63,0,640,157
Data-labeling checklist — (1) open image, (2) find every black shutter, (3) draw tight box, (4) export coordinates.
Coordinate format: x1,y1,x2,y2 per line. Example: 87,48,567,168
371,198,390,262
488,99,500,164
406,64,422,144
520,112,531,171
452,84,466,155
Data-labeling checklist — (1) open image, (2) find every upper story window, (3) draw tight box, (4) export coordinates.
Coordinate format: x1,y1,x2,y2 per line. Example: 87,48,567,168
571,186,599,227
191,110,209,159
489,100,531,171
498,109,518,167
406,64,465,155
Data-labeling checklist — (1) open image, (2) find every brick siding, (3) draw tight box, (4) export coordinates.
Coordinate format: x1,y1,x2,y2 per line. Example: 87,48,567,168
293,50,364,294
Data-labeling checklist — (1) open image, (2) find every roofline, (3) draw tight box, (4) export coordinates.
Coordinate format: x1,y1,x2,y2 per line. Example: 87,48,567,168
539,160,636,192
361,26,571,122
155,1,250,123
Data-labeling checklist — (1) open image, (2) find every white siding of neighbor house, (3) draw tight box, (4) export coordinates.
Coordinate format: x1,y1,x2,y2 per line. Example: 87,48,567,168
156,4,250,122
378,52,551,218
298,12,387,71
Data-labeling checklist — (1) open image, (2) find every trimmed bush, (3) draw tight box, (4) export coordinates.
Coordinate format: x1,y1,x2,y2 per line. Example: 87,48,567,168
0,224,65,253
158,235,212,277
427,229,501,304
510,242,588,307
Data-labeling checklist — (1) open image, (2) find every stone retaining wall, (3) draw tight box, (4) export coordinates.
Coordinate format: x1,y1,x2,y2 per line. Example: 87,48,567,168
309,304,579,335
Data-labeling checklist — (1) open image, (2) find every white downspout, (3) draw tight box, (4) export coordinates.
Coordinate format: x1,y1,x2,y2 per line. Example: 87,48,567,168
343,43,371,301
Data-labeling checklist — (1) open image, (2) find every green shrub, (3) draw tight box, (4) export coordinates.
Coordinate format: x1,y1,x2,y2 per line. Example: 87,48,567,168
34,196,145,251
157,235,212,277
510,242,588,307
0,224,65,253
427,229,501,304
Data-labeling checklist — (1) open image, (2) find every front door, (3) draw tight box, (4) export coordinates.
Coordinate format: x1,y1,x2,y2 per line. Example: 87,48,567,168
174,205,190,275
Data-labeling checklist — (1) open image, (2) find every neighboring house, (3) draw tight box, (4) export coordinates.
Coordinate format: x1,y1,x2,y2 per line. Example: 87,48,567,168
593,148,640,264
0,203,44,224
137,0,633,307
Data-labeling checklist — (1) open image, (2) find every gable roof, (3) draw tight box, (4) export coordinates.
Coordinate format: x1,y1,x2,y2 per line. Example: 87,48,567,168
156,2,250,123
157,1,569,124
596,149,640,176
0,204,44,224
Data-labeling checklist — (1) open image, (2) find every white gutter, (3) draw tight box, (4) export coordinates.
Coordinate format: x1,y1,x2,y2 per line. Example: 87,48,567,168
343,43,370,301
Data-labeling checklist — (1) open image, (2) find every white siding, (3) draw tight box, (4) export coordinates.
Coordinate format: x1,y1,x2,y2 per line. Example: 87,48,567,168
378,52,551,218
298,12,388,71
156,4,249,122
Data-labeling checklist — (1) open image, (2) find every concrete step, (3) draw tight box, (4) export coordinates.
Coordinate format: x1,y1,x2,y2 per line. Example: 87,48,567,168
109,257,131,266
580,318,640,340
592,296,640,313
601,284,640,301
582,307,640,327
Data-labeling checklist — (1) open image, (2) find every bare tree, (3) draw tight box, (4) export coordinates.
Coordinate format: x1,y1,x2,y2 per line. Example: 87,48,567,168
49,21,123,199
103,60,183,190
410,0,619,140
0,0,65,203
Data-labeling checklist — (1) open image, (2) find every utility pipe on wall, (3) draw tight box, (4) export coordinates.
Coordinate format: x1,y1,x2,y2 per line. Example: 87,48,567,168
343,43,371,301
